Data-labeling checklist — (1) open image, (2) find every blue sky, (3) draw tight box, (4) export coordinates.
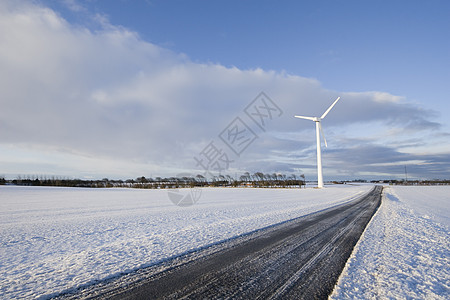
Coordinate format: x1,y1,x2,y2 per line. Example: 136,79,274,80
57,0,450,112
0,0,449,181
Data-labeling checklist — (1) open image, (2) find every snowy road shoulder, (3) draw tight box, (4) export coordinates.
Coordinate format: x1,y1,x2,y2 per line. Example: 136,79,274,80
331,186,450,299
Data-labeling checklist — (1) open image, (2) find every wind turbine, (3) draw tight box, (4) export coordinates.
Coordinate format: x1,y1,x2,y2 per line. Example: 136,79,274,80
295,97,341,188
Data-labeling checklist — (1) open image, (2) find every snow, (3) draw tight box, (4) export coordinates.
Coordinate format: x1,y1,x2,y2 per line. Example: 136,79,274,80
331,185,450,299
0,185,371,299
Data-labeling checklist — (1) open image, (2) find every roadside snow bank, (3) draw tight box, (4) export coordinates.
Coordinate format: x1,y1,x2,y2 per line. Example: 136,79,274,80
0,185,370,299
331,186,450,299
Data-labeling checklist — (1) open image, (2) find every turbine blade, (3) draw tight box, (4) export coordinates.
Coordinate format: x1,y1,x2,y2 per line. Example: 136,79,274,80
321,96,341,119
294,115,316,121
318,122,327,147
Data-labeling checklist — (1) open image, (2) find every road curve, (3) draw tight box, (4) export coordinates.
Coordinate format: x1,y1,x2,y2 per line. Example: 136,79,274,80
59,186,382,300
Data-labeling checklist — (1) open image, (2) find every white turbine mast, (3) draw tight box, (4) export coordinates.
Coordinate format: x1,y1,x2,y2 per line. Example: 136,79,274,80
295,97,341,188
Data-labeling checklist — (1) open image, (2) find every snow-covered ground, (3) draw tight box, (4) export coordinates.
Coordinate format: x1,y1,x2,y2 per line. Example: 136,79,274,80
0,185,371,299
332,185,450,299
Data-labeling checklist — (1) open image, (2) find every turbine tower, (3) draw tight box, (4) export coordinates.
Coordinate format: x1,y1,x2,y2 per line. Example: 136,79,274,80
295,97,341,188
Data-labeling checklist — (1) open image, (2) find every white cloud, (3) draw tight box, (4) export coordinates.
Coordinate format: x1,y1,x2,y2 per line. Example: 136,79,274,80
61,0,86,13
347,91,404,104
0,0,448,179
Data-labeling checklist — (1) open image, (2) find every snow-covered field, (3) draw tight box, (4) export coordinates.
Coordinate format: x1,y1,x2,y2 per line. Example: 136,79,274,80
332,185,450,299
0,185,371,299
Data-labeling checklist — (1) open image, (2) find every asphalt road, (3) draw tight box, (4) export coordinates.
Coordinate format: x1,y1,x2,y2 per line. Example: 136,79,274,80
59,186,382,300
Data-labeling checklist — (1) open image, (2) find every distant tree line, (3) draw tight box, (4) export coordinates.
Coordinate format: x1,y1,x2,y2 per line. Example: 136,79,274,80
385,179,450,186
1,176,448,188
340,179,450,185
0,173,307,189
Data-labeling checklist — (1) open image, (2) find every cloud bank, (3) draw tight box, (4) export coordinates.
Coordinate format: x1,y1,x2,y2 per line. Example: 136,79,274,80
0,0,448,179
